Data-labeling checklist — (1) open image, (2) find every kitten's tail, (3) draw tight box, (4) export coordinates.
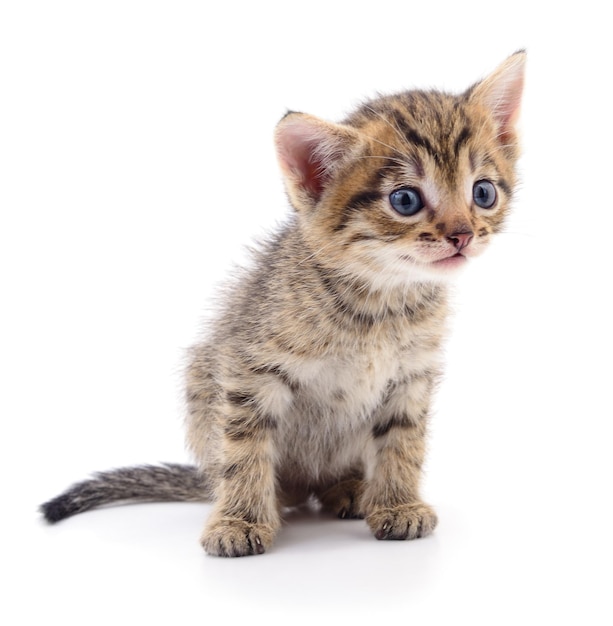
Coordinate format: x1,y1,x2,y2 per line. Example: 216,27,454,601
40,463,209,523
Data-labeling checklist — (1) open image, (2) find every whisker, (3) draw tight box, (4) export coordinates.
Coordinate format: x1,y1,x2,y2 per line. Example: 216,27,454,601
355,155,412,168
361,133,414,166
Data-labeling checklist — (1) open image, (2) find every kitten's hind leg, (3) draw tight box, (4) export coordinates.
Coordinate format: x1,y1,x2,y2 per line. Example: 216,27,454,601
318,477,365,520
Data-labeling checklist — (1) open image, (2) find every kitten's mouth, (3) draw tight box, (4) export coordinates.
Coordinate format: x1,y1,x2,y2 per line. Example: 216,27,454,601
398,252,468,270
431,252,467,268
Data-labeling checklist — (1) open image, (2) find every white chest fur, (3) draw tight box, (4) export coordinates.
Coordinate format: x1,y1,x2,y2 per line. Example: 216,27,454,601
255,332,442,481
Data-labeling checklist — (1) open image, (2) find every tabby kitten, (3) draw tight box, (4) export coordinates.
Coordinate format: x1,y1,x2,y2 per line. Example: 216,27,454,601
41,52,526,557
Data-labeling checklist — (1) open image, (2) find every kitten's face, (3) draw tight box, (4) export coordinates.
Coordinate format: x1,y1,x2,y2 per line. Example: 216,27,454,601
315,93,517,285
276,53,524,287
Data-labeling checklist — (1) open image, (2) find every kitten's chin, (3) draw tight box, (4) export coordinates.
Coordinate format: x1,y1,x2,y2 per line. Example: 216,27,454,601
358,249,470,288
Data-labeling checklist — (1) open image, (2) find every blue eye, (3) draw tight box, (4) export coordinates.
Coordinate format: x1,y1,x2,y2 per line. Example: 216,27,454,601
473,180,497,209
389,188,424,216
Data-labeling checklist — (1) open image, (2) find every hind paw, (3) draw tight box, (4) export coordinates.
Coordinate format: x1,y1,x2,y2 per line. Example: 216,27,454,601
318,479,365,519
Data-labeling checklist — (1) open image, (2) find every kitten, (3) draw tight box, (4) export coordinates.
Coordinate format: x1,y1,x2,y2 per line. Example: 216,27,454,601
41,52,526,557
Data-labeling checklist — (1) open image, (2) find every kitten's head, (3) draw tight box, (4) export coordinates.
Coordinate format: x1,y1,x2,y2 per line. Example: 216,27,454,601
275,52,525,286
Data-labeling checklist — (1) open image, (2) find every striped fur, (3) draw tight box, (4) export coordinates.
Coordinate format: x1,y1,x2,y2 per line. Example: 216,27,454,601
41,53,525,556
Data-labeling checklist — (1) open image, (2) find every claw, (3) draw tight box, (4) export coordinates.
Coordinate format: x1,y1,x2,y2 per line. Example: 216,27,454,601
375,521,391,540
254,535,265,555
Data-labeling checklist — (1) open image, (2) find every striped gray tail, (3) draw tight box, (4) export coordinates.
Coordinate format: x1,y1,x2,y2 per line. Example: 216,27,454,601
40,463,209,523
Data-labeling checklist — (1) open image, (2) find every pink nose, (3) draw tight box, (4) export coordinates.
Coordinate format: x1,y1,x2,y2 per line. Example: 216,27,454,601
447,231,473,251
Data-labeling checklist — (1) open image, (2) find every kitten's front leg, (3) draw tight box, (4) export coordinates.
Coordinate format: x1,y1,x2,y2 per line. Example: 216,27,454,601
201,393,281,557
362,372,438,541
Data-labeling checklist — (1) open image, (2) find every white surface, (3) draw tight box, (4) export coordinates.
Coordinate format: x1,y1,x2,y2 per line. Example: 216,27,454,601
2,2,612,624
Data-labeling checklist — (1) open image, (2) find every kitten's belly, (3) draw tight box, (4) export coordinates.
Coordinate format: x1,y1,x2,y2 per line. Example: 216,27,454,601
276,396,373,482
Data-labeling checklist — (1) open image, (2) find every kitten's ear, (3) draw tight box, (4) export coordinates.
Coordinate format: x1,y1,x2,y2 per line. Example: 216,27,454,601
469,51,526,142
275,112,360,211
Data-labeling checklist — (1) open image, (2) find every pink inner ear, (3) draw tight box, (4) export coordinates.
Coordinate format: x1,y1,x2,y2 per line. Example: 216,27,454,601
276,121,332,199
472,53,526,144
492,73,524,140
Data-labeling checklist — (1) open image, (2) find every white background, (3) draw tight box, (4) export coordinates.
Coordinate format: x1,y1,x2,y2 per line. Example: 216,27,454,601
2,1,612,624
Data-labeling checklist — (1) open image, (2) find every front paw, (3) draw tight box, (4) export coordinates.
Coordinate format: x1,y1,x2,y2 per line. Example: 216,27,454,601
366,502,438,541
200,518,277,557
